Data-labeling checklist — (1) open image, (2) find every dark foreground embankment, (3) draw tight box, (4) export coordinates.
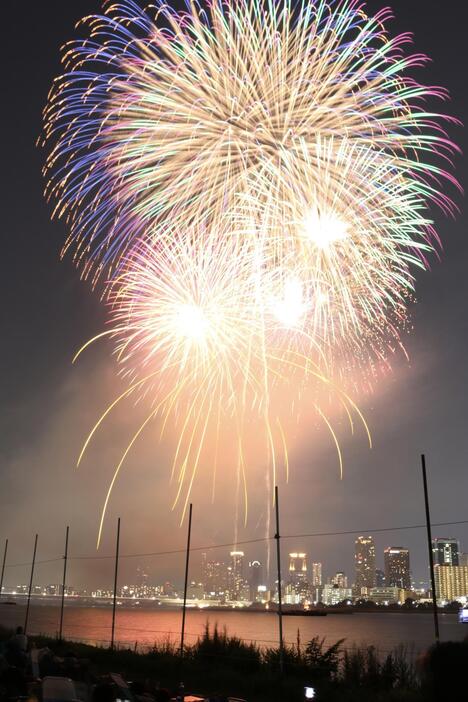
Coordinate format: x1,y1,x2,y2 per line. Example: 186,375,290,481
1,623,467,701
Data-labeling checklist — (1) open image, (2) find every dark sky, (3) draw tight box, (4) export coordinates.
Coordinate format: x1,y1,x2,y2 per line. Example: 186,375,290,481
1,1,467,592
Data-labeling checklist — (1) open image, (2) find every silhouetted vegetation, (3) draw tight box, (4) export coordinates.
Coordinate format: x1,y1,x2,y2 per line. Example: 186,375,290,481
2,623,466,701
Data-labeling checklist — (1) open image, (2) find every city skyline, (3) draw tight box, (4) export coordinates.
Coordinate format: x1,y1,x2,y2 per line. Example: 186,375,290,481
3,535,468,598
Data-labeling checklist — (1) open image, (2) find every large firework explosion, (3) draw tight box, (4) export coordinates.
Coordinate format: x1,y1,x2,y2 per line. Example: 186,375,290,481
42,0,459,538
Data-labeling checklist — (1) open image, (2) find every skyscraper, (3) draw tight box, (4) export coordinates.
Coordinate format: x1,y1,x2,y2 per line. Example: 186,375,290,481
432,538,460,566
248,560,263,601
287,552,310,603
384,547,411,590
355,536,376,593
289,552,307,579
201,555,229,597
310,562,322,587
434,565,468,600
229,551,245,599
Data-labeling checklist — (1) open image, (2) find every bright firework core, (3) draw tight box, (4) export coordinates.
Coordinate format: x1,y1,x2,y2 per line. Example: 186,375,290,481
303,210,349,249
175,303,210,344
272,278,307,329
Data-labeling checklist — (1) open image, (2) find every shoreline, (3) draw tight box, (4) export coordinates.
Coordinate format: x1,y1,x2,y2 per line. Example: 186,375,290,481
0,598,456,615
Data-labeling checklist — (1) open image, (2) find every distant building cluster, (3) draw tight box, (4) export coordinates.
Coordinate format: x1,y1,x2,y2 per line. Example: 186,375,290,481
4,536,468,607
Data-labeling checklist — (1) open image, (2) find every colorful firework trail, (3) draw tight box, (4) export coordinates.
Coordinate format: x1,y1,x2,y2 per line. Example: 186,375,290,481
42,0,459,540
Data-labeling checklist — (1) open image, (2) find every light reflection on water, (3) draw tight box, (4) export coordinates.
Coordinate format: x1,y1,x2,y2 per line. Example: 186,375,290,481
0,603,465,656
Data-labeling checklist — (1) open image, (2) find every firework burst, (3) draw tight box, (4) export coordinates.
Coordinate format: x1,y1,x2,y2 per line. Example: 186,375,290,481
43,0,459,538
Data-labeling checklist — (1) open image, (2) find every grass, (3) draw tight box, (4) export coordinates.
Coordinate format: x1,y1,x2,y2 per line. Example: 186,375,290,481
0,623,439,701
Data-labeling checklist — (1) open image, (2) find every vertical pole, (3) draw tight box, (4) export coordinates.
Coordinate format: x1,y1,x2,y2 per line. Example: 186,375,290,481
0,539,8,599
58,526,69,641
274,486,284,675
180,503,193,658
110,517,121,650
24,534,38,635
421,454,440,644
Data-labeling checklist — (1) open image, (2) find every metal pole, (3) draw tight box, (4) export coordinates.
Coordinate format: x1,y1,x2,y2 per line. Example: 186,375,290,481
421,454,440,644
58,526,69,641
24,534,38,635
180,503,193,657
274,486,284,675
110,517,121,650
0,539,8,599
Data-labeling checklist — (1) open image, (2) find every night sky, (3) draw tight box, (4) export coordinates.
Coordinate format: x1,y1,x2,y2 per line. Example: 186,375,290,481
1,1,467,592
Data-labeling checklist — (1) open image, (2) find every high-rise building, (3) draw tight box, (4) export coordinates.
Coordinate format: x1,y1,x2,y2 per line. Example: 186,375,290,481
434,565,468,601
289,553,307,577
384,547,411,590
355,536,376,593
136,565,149,596
330,571,348,588
202,555,229,597
310,562,322,587
229,551,245,600
248,560,263,601
287,552,310,603
375,569,386,587
432,538,459,566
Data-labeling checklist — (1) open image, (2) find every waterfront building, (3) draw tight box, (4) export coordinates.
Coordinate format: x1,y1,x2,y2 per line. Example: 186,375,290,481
45,584,62,596
135,566,150,597
248,560,267,602
329,571,348,588
162,581,177,597
368,587,400,605
384,547,411,590
284,581,301,605
287,552,310,603
355,536,376,593
248,560,264,601
432,538,459,566
92,589,113,598
187,581,204,599
239,582,251,602
434,565,468,601
256,585,270,603
202,557,229,598
321,584,352,605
